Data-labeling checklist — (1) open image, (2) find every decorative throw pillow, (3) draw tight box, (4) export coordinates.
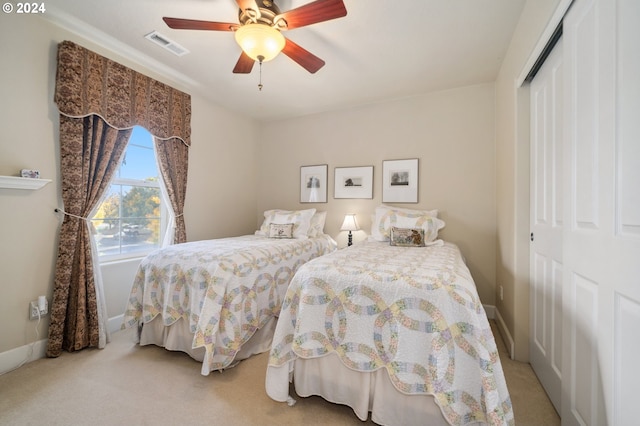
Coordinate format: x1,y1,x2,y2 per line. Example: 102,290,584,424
269,223,294,239
390,227,426,247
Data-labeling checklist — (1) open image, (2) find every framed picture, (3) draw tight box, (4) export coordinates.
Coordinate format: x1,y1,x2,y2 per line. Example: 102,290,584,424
300,164,328,203
382,158,418,203
334,166,373,199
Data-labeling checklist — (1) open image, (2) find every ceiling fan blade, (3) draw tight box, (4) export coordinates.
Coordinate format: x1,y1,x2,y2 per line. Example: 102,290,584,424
163,17,238,31
233,51,255,74
277,0,347,30
282,38,325,73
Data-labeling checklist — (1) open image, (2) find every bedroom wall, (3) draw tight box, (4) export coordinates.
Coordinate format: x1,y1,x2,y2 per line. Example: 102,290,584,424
0,15,258,356
257,84,497,305
494,0,562,361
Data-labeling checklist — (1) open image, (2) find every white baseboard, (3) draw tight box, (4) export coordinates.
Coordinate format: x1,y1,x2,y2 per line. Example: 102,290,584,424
494,308,515,360
108,314,124,334
0,338,48,375
483,304,495,319
1,314,125,375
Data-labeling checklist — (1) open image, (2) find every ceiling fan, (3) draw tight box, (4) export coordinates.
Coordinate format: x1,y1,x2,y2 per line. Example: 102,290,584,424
162,0,347,74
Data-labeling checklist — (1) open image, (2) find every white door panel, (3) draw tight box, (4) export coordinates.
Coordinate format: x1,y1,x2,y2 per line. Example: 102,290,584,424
529,38,563,414
612,2,640,424
562,0,640,425
563,1,606,424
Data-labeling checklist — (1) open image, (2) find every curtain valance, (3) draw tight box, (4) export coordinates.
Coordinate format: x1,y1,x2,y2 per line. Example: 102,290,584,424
54,40,191,145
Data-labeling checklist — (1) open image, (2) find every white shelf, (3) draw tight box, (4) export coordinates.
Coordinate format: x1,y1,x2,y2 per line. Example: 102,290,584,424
0,175,52,190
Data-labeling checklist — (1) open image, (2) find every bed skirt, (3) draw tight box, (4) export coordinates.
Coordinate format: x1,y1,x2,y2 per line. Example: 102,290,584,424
266,352,449,426
139,316,278,366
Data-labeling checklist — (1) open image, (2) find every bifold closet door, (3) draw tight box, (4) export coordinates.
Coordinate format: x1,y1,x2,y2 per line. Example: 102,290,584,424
562,0,640,425
529,39,563,415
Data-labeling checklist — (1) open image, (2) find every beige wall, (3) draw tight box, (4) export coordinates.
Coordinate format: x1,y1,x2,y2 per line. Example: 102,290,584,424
494,0,562,360
0,15,257,354
257,84,498,304
184,96,259,241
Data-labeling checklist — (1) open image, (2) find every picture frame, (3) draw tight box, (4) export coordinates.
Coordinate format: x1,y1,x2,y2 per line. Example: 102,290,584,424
382,158,418,203
334,166,374,199
300,164,328,203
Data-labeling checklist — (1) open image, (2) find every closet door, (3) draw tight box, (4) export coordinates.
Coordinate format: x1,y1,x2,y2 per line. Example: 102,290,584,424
529,41,563,414
562,0,640,424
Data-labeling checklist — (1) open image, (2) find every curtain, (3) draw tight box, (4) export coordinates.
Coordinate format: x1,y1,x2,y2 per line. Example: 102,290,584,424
47,41,191,357
154,136,189,244
47,116,131,355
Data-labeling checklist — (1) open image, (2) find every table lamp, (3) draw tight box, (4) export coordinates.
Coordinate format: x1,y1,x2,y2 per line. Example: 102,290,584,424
340,214,359,247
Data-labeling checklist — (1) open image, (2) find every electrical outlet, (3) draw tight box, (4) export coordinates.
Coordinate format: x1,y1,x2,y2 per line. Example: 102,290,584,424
29,299,48,320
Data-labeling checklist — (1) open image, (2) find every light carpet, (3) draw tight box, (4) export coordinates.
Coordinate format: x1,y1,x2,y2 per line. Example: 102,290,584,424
0,321,559,425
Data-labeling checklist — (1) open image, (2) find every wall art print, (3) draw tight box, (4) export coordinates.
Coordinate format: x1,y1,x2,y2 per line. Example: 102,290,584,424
334,166,373,199
382,158,418,203
300,164,328,203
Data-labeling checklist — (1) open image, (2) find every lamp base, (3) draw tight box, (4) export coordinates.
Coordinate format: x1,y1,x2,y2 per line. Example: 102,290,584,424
347,231,353,247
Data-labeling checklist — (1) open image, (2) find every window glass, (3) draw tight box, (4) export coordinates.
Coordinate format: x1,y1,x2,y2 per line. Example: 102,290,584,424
91,126,166,260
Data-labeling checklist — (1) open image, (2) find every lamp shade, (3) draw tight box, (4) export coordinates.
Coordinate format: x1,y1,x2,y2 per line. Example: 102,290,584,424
234,23,285,62
340,214,359,232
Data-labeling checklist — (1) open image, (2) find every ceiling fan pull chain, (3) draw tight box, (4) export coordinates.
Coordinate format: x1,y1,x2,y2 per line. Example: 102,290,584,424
258,55,264,91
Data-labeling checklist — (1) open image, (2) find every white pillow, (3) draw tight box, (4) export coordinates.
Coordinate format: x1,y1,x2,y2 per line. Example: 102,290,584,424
257,209,283,235
394,214,445,242
256,208,316,239
377,204,439,218
370,205,443,242
308,211,327,237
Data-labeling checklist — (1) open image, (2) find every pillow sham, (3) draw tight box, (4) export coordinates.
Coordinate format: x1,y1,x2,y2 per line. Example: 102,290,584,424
394,214,445,243
256,208,316,239
370,205,443,242
307,211,327,237
269,223,294,239
390,227,425,247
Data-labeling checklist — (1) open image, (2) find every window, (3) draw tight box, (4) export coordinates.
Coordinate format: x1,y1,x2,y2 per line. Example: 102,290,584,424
91,126,167,261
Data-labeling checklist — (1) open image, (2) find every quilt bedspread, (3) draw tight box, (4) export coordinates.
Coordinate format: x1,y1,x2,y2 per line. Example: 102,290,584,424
122,235,336,375
266,241,514,426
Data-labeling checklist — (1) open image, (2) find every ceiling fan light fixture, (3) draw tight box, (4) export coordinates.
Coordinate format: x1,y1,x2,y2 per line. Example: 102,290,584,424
234,23,285,62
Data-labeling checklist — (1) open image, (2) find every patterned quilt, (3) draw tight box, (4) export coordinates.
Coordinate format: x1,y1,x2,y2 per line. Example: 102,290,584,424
266,241,514,426
122,234,336,375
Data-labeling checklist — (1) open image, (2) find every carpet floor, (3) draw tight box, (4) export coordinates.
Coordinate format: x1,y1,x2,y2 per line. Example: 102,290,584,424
0,321,559,425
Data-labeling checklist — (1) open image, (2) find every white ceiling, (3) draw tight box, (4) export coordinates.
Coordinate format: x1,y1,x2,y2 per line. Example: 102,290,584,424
44,0,526,122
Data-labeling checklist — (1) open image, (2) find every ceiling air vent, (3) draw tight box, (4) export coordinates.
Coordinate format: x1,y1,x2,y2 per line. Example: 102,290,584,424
145,31,189,57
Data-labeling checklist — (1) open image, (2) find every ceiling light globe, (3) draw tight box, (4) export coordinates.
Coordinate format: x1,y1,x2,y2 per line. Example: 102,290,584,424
234,24,285,63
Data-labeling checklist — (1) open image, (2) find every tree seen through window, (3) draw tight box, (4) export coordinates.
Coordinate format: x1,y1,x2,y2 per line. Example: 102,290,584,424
91,126,166,259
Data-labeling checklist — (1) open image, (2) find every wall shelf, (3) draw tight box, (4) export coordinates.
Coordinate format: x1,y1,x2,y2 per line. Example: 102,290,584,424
0,175,52,190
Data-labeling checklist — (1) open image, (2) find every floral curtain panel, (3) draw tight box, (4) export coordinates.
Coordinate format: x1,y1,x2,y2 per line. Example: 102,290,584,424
154,136,189,245
49,115,132,354
54,41,191,142
47,41,191,357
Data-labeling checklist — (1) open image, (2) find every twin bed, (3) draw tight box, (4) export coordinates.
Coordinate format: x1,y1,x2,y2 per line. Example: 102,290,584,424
122,209,335,375
122,206,514,425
